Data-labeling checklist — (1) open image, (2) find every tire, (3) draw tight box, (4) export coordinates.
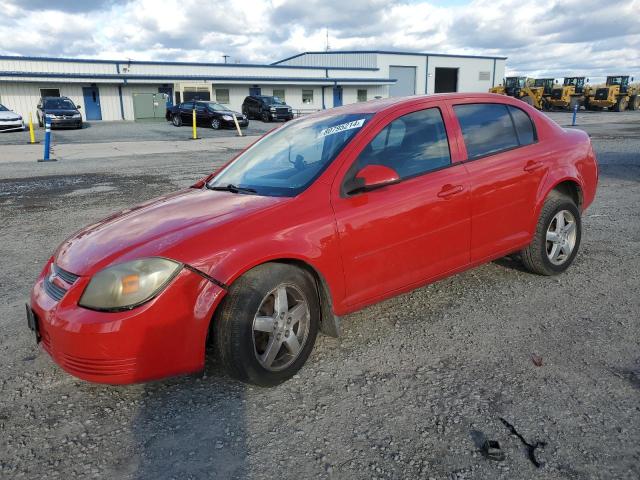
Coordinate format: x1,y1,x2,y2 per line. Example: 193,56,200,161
628,95,639,111
211,118,221,130
261,111,270,122
520,191,582,276
172,114,182,127
614,97,627,112
242,107,249,119
214,263,319,386
37,115,43,127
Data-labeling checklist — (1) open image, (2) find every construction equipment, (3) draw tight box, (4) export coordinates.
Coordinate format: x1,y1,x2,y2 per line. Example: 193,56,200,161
548,77,590,110
489,77,545,110
534,78,556,110
589,76,639,111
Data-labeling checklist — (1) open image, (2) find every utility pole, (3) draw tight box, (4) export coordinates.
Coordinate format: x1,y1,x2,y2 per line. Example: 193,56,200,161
325,28,330,51
222,54,230,64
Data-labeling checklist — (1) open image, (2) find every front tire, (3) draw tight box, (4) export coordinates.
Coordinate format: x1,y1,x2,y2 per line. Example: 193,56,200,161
172,114,182,127
261,111,270,122
211,118,221,130
214,263,319,386
520,191,582,275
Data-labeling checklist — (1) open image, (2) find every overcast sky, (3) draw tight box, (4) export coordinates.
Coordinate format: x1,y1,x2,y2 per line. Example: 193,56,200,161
1,0,638,82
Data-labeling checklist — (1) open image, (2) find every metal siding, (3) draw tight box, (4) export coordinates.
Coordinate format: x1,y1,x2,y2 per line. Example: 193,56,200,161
278,53,377,69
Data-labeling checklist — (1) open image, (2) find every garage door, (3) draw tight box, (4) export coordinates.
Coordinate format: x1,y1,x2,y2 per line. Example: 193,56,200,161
132,93,169,121
389,66,416,97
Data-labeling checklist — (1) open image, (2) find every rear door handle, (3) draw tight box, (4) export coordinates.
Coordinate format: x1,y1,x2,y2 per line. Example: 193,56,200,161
437,184,464,198
524,160,544,172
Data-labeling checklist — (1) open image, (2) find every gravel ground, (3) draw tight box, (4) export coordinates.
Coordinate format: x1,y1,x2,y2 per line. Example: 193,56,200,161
0,118,275,146
0,110,639,479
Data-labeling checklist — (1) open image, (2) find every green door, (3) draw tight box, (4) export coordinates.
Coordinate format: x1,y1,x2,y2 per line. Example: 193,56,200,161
132,93,169,121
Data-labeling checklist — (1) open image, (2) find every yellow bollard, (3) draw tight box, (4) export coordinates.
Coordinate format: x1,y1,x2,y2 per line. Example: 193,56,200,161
232,114,243,137
191,109,198,140
28,112,36,144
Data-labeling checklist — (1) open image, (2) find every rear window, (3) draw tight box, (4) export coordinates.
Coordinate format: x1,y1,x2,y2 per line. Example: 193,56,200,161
508,106,536,146
454,104,518,159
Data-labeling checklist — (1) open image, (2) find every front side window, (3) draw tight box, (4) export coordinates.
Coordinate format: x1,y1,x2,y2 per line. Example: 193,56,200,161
302,89,314,104
351,108,451,181
357,89,367,102
454,103,519,159
216,89,230,104
209,113,372,197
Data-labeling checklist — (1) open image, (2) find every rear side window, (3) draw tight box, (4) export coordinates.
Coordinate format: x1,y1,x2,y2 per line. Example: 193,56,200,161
354,108,451,180
454,104,518,159
508,106,536,145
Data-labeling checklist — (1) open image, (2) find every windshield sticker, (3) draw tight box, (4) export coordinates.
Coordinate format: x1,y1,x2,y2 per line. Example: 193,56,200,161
318,118,366,138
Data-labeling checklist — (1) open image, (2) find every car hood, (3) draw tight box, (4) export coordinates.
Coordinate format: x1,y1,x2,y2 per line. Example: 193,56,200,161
54,188,287,276
0,110,21,120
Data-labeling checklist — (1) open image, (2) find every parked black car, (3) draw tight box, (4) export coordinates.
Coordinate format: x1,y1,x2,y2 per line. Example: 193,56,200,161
37,96,82,129
242,95,293,122
166,101,248,130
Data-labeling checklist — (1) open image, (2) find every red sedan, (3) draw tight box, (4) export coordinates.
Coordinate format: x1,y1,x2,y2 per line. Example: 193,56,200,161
28,93,598,386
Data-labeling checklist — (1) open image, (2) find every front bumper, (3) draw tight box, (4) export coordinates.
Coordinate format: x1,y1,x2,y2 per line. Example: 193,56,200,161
269,112,294,121
49,117,82,128
221,118,249,128
0,120,25,132
29,259,226,384
589,100,614,108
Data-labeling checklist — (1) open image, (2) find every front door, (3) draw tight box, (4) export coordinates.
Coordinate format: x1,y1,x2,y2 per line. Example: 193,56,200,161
333,86,343,107
331,105,471,306
82,86,102,120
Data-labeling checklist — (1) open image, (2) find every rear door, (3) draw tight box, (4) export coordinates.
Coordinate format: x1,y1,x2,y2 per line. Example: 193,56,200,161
450,101,548,261
331,103,471,306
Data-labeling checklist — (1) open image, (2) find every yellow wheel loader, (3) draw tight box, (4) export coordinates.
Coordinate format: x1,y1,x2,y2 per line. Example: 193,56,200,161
534,78,556,109
589,76,639,111
548,77,590,110
489,77,545,110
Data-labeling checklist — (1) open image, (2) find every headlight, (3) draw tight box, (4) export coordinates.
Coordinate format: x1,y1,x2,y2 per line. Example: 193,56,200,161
79,258,181,311
73,113,81,118
221,115,233,121
270,107,276,111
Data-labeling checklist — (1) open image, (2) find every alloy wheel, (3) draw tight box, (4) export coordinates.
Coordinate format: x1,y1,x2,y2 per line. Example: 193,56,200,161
546,210,577,265
252,284,310,371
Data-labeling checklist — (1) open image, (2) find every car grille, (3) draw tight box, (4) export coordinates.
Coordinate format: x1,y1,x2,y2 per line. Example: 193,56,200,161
43,264,80,302
275,107,289,115
595,88,609,100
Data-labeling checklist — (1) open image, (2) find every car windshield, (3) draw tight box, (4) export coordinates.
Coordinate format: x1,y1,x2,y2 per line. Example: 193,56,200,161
206,103,230,112
0,104,8,111
261,96,285,105
44,98,76,110
208,113,373,197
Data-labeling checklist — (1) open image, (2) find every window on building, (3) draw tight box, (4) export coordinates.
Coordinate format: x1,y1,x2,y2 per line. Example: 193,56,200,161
453,103,519,159
273,89,285,102
40,88,60,98
353,108,451,181
478,71,491,81
357,89,368,102
302,89,314,104
216,88,230,104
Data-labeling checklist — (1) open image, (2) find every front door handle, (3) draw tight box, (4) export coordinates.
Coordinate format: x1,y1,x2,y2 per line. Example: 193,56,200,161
524,160,544,172
437,184,464,198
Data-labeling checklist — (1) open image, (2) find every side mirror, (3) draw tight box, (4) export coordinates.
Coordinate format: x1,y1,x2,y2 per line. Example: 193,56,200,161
76,105,81,109
348,165,400,194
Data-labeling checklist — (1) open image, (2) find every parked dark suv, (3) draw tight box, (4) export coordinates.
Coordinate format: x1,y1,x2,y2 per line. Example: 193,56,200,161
242,95,293,122
166,101,248,130
37,96,82,129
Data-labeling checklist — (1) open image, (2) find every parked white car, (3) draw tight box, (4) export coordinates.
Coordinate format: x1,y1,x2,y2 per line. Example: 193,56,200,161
0,104,25,132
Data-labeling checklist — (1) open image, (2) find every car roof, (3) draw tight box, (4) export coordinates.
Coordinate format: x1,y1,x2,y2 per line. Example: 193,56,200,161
310,92,526,117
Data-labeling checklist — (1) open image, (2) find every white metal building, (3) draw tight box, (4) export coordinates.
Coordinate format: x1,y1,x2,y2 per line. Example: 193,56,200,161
0,50,506,122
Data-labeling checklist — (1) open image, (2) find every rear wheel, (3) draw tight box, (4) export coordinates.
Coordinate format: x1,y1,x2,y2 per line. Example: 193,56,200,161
521,192,581,276
172,114,182,127
629,95,639,111
214,263,319,386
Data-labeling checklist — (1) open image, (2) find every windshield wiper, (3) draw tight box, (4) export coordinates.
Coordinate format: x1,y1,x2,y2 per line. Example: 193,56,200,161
207,183,257,194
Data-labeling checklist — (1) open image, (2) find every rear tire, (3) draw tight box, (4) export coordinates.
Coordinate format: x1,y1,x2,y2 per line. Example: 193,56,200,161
214,263,319,387
614,97,627,112
172,114,182,127
629,95,639,111
521,191,581,276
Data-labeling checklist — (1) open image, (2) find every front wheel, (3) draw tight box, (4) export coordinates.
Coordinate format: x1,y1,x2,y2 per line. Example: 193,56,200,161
261,111,270,122
520,192,582,275
214,263,319,386
172,114,182,127
211,118,221,129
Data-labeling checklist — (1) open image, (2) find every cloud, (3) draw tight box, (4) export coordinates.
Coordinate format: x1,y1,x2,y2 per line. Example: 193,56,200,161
0,0,637,82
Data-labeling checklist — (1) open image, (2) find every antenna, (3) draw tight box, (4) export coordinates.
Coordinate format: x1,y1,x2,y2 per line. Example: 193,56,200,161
325,28,330,51
222,54,230,64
